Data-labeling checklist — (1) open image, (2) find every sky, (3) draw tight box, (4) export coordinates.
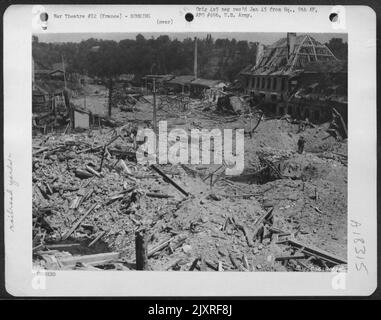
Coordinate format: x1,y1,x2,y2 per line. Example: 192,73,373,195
35,32,347,45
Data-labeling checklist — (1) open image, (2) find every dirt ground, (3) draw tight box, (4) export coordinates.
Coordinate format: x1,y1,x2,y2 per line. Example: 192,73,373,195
32,86,347,272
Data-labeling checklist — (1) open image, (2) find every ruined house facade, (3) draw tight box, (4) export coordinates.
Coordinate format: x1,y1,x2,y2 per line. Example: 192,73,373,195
240,33,347,123
286,61,347,123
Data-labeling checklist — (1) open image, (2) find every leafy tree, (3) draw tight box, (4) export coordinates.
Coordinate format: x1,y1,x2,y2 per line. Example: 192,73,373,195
32,34,258,83
325,38,348,60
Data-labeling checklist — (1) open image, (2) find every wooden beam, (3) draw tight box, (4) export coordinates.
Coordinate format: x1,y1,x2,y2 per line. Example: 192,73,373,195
290,35,308,70
62,203,98,240
58,252,120,267
252,207,274,239
282,239,347,265
135,229,149,270
307,35,318,61
333,108,348,138
145,192,174,199
151,164,189,197
147,237,173,258
88,230,106,247
275,254,306,261
233,218,254,247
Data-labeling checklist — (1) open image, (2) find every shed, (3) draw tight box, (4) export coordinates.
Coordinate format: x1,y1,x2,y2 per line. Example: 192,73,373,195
189,78,227,99
166,75,195,93
50,69,65,80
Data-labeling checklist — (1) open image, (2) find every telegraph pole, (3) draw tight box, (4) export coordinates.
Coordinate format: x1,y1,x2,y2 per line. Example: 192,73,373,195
108,77,113,117
61,54,67,90
152,78,157,134
194,37,198,79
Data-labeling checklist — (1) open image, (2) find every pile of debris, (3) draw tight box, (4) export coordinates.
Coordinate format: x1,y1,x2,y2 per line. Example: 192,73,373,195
33,115,347,271
111,87,151,113
216,93,248,115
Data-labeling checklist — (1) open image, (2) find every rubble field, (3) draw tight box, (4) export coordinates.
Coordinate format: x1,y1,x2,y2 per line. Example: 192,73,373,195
33,90,347,272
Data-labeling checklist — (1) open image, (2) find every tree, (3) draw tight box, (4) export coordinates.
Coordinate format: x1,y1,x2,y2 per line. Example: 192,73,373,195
136,34,145,43
325,38,348,60
32,34,263,84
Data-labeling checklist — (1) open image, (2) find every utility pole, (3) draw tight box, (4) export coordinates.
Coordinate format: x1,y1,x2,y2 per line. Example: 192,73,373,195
83,73,86,109
194,37,198,79
152,78,157,133
61,54,72,130
108,77,113,117
61,54,67,90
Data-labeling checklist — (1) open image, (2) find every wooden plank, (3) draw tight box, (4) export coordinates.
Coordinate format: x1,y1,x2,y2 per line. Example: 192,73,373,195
232,218,254,247
284,239,347,265
255,207,274,226
62,203,98,240
145,192,174,199
58,252,120,267
275,254,306,261
147,237,173,258
189,257,200,271
261,157,283,178
88,231,106,247
33,147,49,156
85,165,102,177
45,243,81,250
151,164,189,197
252,207,274,238
205,259,219,271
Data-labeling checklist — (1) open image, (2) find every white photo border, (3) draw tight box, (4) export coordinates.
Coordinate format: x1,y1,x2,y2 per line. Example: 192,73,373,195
3,4,377,296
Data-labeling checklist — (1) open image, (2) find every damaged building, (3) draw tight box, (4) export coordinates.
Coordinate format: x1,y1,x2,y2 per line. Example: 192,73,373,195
165,75,195,94
188,78,227,99
240,33,347,123
31,33,348,273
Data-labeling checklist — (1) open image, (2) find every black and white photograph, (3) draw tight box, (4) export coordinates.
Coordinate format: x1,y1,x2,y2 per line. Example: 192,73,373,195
3,4,377,297
31,31,348,272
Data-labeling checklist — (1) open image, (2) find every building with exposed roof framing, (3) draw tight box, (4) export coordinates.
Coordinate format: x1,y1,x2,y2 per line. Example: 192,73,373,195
240,33,347,123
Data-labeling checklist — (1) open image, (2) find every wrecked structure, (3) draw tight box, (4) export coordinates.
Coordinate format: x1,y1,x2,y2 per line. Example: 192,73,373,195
32,33,348,273
189,78,227,99
166,75,195,94
141,74,175,93
240,33,347,123
287,60,347,124
32,93,348,272
33,59,67,81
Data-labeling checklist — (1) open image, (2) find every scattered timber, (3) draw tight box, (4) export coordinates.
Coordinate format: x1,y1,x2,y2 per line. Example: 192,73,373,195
151,164,189,197
62,203,98,240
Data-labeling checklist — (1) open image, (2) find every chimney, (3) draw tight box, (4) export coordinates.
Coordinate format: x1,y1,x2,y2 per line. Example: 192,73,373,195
287,33,297,60
194,37,198,79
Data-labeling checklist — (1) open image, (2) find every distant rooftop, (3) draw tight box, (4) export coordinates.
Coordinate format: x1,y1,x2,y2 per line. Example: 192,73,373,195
190,78,226,88
167,75,195,85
